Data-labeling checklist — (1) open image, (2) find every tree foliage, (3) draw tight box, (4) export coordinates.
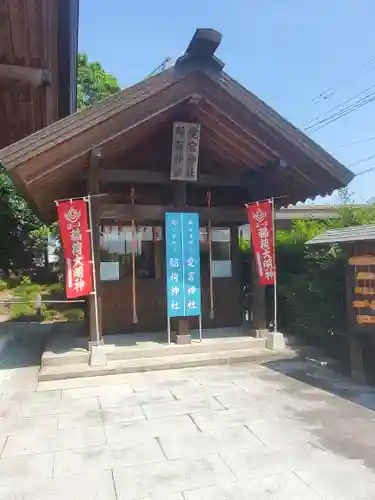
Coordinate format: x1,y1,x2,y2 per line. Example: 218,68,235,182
275,192,375,351
77,53,121,109
240,190,375,354
0,166,42,274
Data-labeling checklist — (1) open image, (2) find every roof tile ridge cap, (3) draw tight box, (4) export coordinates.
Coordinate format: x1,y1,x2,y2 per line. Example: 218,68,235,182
1,70,178,165
0,69,175,161
221,72,353,180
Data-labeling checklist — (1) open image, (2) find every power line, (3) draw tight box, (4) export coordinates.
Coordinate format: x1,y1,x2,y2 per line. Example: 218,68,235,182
311,55,375,104
348,153,375,168
355,165,375,177
306,83,375,129
338,135,375,148
145,57,173,79
305,91,375,133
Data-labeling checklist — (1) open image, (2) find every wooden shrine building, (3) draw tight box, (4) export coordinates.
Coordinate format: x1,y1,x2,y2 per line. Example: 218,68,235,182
0,0,78,149
0,28,354,344
307,225,375,384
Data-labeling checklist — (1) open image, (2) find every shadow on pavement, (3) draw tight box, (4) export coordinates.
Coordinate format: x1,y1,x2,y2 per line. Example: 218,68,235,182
264,357,375,412
0,323,58,370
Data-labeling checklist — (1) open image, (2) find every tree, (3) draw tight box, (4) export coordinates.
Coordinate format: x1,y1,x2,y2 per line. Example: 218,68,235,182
0,166,41,274
77,53,121,109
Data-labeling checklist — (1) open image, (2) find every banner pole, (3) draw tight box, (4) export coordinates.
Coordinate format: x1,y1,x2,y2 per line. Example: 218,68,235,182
86,194,100,347
271,197,277,333
131,185,138,324
167,316,171,345
207,189,215,319
199,314,202,343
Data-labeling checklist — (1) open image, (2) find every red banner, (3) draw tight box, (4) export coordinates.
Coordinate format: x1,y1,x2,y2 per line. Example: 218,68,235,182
57,200,93,299
247,200,276,285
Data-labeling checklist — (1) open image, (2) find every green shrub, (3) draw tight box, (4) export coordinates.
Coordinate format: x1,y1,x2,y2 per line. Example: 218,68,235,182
43,308,64,321
63,308,85,321
13,283,43,299
21,276,32,287
46,283,64,294
0,280,8,292
9,302,36,320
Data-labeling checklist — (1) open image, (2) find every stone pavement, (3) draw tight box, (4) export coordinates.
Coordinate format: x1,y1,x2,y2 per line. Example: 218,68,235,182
1,336,375,498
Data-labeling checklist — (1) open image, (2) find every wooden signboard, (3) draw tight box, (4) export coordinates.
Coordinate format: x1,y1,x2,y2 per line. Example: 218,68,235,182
170,122,201,181
355,287,375,295
350,254,375,326
352,300,375,309
349,255,375,266
356,272,375,280
357,315,375,324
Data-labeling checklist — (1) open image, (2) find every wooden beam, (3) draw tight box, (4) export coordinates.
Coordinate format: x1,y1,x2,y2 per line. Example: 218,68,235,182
100,204,248,224
95,169,252,189
0,64,51,87
196,105,273,166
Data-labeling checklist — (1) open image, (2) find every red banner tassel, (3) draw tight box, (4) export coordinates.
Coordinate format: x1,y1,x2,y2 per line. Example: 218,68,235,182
207,189,215,320
131,186,138,324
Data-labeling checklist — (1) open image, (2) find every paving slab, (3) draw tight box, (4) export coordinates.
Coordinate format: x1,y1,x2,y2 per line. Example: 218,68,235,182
141,396,223,419
295,452,375,500
158,424,266,460
130,374,202,392
113,454,237,500
57,408,107,430
168,382,247,402
0,470,116,500
61,382,134,402
0,413,59,439
53,439,165,477
19,394,100,418
98,387,174,409
191,407,278,432
105,415,200,446
0,452,54,483
2,425,107,457
219,445,321,481
4,335,375,499
183,471,322,500
37,373,135,391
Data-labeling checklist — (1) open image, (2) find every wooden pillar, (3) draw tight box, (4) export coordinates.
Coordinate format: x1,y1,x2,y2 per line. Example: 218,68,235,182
250,251,268,337
88,148,103,342
230,225,242,325
171,181,191,344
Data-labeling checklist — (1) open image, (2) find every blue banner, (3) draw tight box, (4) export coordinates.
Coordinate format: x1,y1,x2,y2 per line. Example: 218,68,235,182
165,212,201,317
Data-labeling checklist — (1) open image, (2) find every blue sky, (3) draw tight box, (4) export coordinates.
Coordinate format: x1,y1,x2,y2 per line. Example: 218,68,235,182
79,0,375,204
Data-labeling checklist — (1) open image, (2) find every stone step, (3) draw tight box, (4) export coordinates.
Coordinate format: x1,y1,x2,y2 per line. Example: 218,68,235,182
38,346,299,382
42,337,267,367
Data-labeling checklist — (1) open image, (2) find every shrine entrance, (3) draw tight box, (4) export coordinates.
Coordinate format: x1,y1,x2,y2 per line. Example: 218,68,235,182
0,28,353,351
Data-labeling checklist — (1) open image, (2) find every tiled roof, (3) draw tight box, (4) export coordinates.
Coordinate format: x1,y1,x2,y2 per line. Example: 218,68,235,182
306,225,375,245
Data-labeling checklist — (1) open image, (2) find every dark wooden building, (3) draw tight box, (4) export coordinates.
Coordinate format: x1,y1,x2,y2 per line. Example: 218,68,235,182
0,28,354,344
0,0,78,149
307,225,375,383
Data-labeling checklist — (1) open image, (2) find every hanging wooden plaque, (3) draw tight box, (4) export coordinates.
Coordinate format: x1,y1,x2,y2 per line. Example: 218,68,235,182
170,122,201,181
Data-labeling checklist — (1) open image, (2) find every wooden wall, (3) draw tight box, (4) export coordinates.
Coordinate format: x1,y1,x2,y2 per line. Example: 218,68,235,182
101,277,242,334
